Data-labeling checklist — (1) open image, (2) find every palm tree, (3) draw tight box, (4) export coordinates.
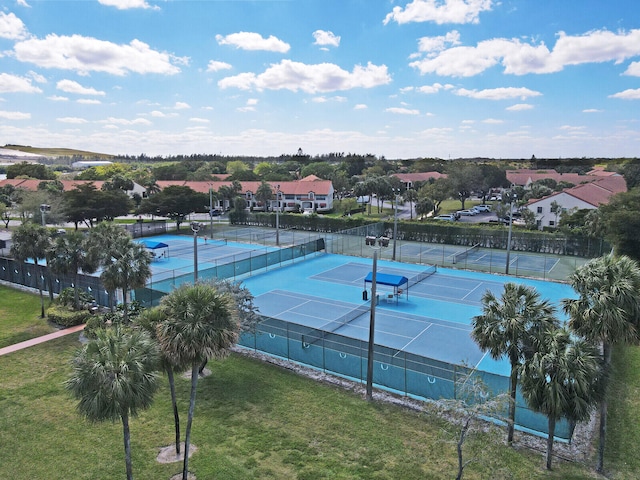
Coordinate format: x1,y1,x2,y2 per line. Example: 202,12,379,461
519,327,603,469
157,283,239,480
66,326,159,480
255,180,274,212
11,223,50,318
403,188,418,220
100,236,152,321
137,306,187,456
471,282,559,445
563,254,640,473
47,231,99,310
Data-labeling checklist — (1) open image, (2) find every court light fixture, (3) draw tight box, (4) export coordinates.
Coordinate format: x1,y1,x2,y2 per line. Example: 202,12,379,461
191,221,202,282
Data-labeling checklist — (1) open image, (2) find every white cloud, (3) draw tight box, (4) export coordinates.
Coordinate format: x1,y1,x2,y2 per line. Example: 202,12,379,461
17,0,31,6
609,88,640,100
57,79,106,96
57,117,88,124
0,12,29,40
99,117,152,125
0,73,42,93
246,98,258,106
417,30,461,53
410,28,640,77
416,82,454,94
386,107,420,115
0,110,30,119
206,60,232,72
383,0,493,26
482,118,503,124
174,101,190,110
150,110,165,117
455,87,542,100
27,71,46,83
218,60,391,93
77,99,102,105
354,104,368,110
583,108,603,113
48,95,68,101
98,0,157,10
14,34,182,76
624,61,640,76
189,117,210,123
506,103,534,111
313,30,340,48
216,32,290,53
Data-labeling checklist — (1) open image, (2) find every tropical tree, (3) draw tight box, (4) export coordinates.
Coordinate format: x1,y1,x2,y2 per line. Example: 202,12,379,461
157,284,240,480
138,185,206,231
137,307,187,456
519,327,603,469
47,230,99,309
100,236,152,321
550,200,562,227
66,326,159,480
11,223,51,317
255,181,274,211
563,254,640,473
403,188,418,220
418,178,452,216
471,283,559,445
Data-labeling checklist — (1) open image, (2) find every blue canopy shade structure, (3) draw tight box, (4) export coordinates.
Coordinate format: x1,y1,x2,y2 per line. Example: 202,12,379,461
140,240,168,249
364,272,409,303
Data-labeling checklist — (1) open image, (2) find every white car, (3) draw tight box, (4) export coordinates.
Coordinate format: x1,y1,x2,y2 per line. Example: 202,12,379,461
457,209,477,216
473,205,492,213
434,214,456,221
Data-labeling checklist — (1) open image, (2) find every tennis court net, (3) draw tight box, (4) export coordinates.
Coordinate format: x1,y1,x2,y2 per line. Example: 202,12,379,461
304,303,370,346
167,238,227,257
407,264,437,288
452,244,480,264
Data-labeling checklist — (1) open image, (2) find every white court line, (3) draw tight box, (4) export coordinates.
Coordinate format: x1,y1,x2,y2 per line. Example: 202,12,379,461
393,323,434,357
462,281,484,301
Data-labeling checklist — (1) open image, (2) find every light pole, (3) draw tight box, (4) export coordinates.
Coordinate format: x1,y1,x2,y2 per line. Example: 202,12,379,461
505,190,516,275
392,189,399,261
39,204,50,227
365,236,388,401
208,184,214,238
191,222,201,282
275,184,280,246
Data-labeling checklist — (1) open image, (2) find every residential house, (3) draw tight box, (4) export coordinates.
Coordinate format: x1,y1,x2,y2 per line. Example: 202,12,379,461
392,172,447,189
523,175,627,229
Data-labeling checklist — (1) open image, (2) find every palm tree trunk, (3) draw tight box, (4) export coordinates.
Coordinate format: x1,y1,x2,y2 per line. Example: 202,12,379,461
508,364,517,445
74,272,80,310
182,364,199,480
167,367,181,455
35,261,45,318
546,417,555,470
596,342,612,474
122,413,133,480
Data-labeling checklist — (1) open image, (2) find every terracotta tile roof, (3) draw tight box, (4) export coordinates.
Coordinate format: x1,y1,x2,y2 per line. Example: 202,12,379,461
527,175,627,208
155,179,333,196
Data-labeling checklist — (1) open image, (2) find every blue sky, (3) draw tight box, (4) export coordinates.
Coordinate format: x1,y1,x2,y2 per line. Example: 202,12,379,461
0,0,639,159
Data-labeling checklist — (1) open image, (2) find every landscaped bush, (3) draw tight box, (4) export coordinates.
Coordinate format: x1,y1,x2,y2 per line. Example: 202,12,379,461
83,315,107,339
46,304,92,327
56,287,95,309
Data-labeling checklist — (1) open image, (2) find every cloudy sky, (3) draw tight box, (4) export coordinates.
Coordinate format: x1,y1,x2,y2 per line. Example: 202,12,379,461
1,0,639,159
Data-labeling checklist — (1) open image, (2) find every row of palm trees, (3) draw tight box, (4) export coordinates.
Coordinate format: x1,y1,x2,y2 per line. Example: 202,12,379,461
67,282,246,480
10,222,152,318
472,254,640,471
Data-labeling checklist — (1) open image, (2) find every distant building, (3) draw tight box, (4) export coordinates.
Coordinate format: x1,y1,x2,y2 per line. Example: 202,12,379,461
392,172,447,189
523,176,627,229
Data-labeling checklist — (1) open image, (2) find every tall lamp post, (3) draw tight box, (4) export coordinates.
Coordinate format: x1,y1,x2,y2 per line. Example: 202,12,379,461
364,235,389,400
505,190,516,275
191,222,201,282
208,184,214,238
392,189,399,261
275,184,280,246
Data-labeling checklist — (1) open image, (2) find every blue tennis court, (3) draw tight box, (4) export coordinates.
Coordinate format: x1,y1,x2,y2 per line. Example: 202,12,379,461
240,254,574,376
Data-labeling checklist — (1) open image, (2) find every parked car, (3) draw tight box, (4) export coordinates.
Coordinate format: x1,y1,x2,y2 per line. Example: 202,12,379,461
457,209,477,216
434,214,457,221
473,205,492,212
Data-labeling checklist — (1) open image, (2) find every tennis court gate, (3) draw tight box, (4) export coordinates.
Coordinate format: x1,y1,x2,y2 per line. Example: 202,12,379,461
238,315,574,442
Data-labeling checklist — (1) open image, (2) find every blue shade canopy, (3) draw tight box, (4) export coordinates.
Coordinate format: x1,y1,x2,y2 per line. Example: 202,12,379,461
140,240,168,249
364,272,408,287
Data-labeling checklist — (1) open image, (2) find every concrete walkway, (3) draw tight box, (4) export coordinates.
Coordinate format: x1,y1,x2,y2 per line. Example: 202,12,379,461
0,324,85,357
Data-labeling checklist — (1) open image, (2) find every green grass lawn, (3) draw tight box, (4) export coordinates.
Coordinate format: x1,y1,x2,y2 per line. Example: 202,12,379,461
0,284,55,348
2,288,637,479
